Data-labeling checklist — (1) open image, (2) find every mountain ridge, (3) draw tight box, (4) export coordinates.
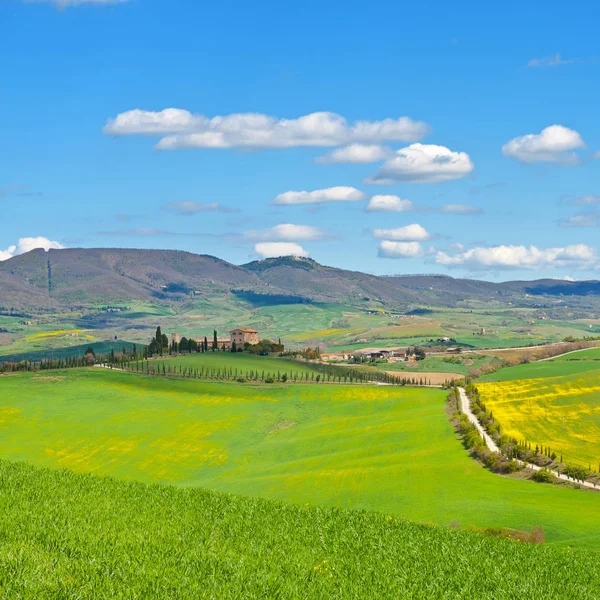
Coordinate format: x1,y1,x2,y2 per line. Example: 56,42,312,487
0,248,599,310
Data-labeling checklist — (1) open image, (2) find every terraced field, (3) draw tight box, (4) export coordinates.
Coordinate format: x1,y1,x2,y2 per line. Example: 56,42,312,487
1,368,600,547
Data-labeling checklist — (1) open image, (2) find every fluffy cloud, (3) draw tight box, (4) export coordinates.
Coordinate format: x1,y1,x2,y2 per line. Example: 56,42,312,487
317,144,392,164
244,224,332,242
440,203,483,215
373,224,430,241
271,186,365,206
527,53,574,68
365,195,414,212
0,237,64,261
254,242,309,259
366,144,474,184
165,201,239,215
378,241,424,259
502,125,585,164
436,244,596,270
104,110,430,151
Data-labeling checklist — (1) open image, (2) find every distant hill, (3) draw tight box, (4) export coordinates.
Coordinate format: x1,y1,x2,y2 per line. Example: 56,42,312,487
0,248,599,311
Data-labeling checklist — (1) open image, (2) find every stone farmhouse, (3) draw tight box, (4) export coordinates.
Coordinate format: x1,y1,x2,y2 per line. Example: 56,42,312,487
230,328,259,347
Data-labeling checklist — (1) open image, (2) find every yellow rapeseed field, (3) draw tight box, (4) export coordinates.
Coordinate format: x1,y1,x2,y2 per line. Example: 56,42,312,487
478,373,600,467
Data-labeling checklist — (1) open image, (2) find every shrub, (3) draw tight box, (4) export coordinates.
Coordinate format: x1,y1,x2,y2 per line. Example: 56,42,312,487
532,469,556,484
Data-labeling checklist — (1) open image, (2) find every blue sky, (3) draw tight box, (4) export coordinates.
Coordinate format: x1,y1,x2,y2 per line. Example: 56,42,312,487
1,0,599,280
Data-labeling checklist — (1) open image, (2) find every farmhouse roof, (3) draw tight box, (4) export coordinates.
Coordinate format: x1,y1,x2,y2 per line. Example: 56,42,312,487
231,328,258,333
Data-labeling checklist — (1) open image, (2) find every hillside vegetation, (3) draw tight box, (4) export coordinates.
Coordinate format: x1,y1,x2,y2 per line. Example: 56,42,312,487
1,369,600,547
1,460,600,599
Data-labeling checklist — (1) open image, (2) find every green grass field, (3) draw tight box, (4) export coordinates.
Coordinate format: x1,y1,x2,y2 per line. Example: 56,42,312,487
1,369,600,548
154,351,319,378
380,354,494,376
2,460,600,599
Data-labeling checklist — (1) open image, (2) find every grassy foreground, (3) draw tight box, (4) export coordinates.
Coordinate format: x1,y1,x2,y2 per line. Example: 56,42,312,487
1,460,599,599
1,369,600,548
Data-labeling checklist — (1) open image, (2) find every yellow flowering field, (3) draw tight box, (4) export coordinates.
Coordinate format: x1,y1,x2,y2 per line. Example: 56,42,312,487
478,371,600,467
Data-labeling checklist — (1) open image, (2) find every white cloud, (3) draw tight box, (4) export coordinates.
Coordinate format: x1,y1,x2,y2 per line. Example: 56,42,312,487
593,151,600,159
254,242,309,259
373,224,431,241
365,195,414,212
572,195,600,206
440,203,482,215
271,186,365,206
104,110,430,150
436,244,596,270
448,243,465,251
366,143,474,184
165,201,238,215
28,0,129,6
502,125,585,164
0,237,64,261
378,241,424,259
558,212,600,228
244,224,332,242
527,53,575,68
317,144,392,164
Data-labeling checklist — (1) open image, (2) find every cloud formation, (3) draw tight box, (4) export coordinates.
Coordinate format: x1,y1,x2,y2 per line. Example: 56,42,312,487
165,201,239,215
271,186,365,206
244,224,333,242
0,237,64,261
378,241,425,259
558,212,600,228
572,195,600,206
104,110,430,150
366,143,474,184
527,53,574,68
502,125,585,164
317,144,392,164
365,195,414,212
254,242,309,259
373,224,430,241
436,244,596,270
440,203,483,215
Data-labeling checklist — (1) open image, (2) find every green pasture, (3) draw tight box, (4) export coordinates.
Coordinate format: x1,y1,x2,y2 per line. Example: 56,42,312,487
1,369,600,548
154,351,319,377
478,357,600,382
553,347,600,361
381,354,494,375
3,462,600,599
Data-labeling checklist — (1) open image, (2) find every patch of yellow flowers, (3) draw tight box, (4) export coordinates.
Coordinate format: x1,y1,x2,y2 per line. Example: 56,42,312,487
314,560,335,579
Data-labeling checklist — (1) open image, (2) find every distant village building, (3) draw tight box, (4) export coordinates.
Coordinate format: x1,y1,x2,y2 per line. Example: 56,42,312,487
216,337,232,350
480,328,486,336
230,328,259,347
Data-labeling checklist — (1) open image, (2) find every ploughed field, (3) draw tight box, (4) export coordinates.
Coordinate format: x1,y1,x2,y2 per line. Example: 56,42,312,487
1,369,600,548
478,351,600,468
1,460,600,599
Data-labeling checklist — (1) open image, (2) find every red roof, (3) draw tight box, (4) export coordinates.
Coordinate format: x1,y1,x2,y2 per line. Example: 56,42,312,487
231,328,258,333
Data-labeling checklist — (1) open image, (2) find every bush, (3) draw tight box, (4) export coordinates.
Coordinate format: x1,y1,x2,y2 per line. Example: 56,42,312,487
264,377,275,384
532,469,556,484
